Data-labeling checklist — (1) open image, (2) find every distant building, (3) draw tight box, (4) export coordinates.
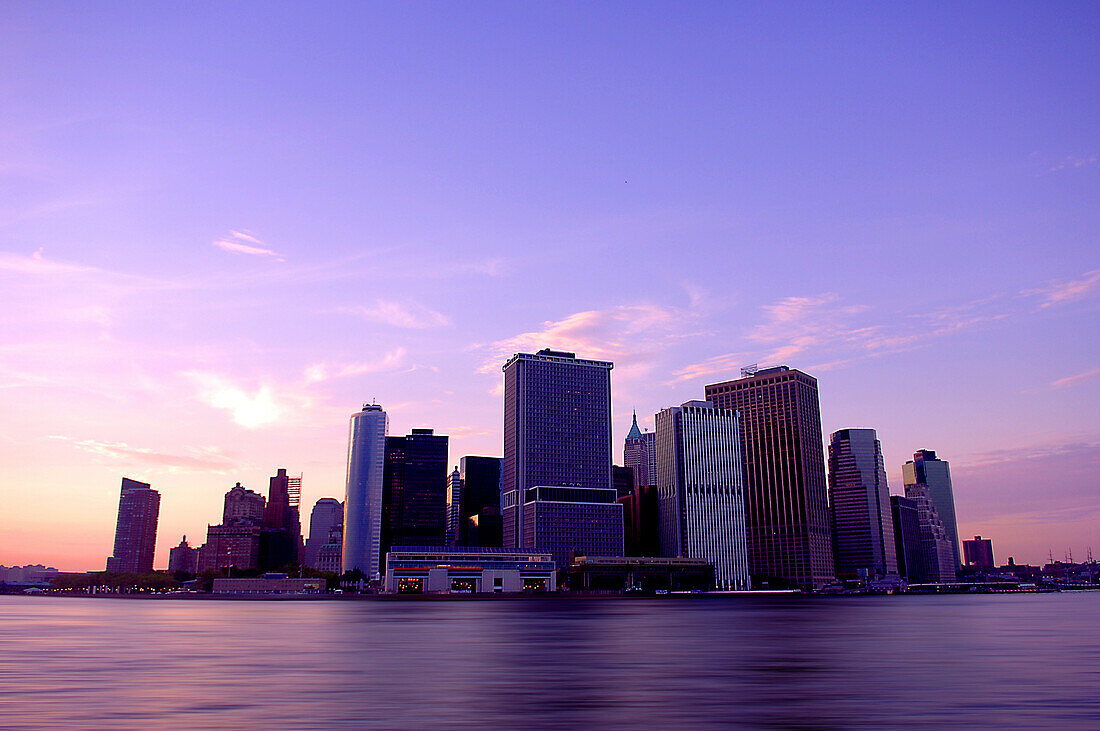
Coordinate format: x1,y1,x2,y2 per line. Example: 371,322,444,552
343,404,388,580
106,478,160,574
568,556,715,592
384,546,556,594
315,524,343,574
655,400,751,591
501,349,614,552
903,450,960,570
381,428,449,573
198,523,262,572
890,495,922,582
445,466,462,545
168,536,199,574
222,483,266,524
904,483,956,583
303,498,343,569
963,536,995,568
827,429,897,579
624,411,657,488
459,456,503,547
510,485,624,571
620,483,659,557
264,468,303,564
212,574,326,595
704,366,834,590
612,465,635,499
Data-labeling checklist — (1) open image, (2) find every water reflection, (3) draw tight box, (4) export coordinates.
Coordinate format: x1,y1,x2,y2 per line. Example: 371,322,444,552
1,594,1098,729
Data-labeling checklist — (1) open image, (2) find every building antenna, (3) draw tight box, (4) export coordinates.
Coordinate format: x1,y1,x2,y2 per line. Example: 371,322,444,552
1049,548,1055,564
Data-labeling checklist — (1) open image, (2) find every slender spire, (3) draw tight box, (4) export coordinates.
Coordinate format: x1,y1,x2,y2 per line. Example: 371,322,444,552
626,409,643,440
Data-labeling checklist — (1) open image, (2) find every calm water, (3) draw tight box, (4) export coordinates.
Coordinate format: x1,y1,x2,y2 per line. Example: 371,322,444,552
1,593,1098,729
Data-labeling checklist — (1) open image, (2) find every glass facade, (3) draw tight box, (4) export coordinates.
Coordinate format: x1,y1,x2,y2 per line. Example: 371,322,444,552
342,404,388,580
827,428,897,579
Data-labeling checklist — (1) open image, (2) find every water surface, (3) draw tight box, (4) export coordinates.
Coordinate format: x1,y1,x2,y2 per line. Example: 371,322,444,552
1,593,1097,729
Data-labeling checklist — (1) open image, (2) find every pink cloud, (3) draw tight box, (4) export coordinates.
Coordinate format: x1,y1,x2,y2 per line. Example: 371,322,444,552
212,230,285,260
1023,269,1100,308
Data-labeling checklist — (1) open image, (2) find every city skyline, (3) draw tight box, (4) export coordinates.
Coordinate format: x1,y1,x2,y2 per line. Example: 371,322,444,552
2,4,1097,571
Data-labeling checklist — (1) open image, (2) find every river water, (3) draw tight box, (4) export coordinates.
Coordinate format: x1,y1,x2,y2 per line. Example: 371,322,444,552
1,593,1097,729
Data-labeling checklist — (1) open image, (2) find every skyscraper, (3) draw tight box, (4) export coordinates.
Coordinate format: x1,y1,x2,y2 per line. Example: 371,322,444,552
222,483,265,524
654,400,750,591
827,429,897,579
445,466,462,546
903,450,960,570
342,403,388,580
304,498,343,569
963,536,995,568
501,349,614,551
105,477,160,573
459,456,503,547
704,366,834,590
381,428,449,571
890,495,922,582
904,483,957,583
262,468,303,568
624,411,657,488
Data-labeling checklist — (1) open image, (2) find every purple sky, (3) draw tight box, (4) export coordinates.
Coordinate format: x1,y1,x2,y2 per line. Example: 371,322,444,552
2,3,1097,571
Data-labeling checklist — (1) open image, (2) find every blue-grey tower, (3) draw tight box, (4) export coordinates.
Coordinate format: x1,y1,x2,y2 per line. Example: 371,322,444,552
501,349,614,553
828,428,897,579
902,449,960,570
342,403,388,580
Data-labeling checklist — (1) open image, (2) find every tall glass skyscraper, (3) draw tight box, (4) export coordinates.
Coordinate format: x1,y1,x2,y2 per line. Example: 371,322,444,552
704,366,834,591
827,428,897,579
655,400,750,591
902,449,960,570
342,403,388,580
501,349,613,551
106,477,161,573
381,428,449,567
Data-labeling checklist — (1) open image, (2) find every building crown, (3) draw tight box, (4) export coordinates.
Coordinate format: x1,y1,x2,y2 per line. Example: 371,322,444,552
626,410,644,440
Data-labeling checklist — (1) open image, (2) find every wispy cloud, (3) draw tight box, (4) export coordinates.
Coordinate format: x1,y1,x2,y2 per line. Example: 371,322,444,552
1049,155,1097,172
1050,367,1100,389
1022,269,1100,308
50,436,237,473
338,300,450,329
212,230,285,261
303,348,407,383
480,305,702,376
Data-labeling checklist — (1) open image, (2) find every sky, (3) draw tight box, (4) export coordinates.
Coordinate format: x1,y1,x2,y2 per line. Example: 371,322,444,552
1,3,1097,571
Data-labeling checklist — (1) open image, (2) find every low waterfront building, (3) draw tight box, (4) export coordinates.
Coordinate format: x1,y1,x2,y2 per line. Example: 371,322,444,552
211,574,326,595
567,556,715,592
383,546,556,594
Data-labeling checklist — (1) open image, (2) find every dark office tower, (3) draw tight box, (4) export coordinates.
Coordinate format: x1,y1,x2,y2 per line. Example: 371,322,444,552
704,366,834,590
343,403,388,580
904,483,956,583
903,450,960,570
381,428,449,571
612,465,635,499
620,484,659,556
445,467,462,546
263,468,303,564
223,483,266,524
827,429,897,579
304,498,343,569
460,456,503,547
890,496,921,582
501,349,614,550
655,400,750,590
963,536,995,568
106,478,161,573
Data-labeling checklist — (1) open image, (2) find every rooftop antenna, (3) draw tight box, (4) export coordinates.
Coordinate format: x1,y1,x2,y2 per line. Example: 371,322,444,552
741,364,759,378
1049,548,1055,564
1088,547,1094,563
